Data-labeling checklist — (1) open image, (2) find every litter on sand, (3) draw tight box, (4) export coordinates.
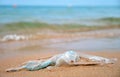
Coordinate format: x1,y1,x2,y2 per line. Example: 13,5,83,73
6,51,117,72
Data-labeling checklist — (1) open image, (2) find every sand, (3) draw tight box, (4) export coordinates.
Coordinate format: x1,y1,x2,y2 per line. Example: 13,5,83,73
0,51,120,77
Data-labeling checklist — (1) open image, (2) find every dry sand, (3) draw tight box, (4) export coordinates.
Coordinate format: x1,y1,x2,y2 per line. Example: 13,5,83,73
0,51,120,77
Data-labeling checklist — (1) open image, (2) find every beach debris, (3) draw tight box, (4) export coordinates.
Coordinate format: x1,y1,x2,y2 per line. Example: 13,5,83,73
6,51,117,72
78,53,117,64
1,34,30,41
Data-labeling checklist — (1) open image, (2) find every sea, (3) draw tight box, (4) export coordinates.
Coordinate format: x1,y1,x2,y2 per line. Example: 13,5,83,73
0,5,120,25
0,6,120,55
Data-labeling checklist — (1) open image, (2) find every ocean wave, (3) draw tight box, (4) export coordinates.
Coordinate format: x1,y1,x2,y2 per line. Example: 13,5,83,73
0,20,120,38
0,17,120,26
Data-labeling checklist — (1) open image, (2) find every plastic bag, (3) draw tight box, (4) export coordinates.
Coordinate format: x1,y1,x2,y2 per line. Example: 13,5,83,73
6,51,117,72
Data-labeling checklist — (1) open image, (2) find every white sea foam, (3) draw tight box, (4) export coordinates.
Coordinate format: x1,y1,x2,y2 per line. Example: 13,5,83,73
1,34,30,41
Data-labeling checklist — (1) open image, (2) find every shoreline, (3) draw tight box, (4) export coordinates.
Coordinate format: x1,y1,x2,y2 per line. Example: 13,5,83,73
0,22,120,77
0,29,120,57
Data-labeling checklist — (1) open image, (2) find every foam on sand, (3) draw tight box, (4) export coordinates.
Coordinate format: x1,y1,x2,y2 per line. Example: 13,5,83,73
1,34,31,41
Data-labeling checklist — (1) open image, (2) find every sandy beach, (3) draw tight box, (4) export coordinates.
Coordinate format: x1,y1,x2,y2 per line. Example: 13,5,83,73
0,28,120,77
0,51,120,77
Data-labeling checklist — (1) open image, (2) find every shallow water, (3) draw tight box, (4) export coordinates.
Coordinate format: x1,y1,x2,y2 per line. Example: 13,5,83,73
1,37,120,52
48,38,120,51
0,29,120,52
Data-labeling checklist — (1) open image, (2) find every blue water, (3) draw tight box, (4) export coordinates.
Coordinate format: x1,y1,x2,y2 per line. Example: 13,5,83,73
0,6,120,25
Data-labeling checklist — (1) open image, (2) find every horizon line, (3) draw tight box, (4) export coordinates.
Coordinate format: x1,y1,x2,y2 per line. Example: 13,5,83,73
0,5,119,7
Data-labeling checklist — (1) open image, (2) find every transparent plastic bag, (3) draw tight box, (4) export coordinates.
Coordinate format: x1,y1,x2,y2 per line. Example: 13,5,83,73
62,51,79,64
6,51,117,72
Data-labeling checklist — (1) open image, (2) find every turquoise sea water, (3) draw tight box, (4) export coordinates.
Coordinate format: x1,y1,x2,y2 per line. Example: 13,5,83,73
0,6,120,25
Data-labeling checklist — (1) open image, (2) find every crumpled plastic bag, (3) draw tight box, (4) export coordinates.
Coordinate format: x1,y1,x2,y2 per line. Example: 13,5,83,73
6,50,117,72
